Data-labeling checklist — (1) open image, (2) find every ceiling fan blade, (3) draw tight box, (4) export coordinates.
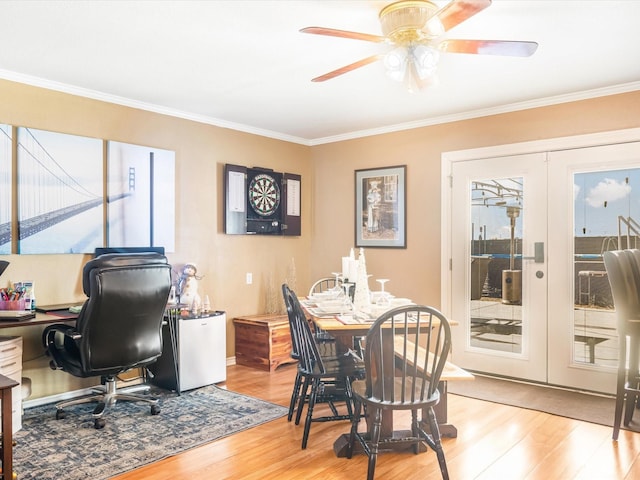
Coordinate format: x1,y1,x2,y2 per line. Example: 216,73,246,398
436,0,492,32
311,55,383,82
440,39,538,57
300,27,387,43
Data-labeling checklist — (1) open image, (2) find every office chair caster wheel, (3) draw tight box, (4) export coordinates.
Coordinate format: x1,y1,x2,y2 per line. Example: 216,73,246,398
55,409,66,420
150,404,161,415
94,418,106,429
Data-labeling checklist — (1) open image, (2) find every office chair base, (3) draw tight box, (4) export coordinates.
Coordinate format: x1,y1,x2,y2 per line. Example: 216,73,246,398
54,376,160,428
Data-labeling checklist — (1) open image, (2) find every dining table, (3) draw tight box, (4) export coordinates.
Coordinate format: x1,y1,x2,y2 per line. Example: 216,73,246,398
304,303,472,457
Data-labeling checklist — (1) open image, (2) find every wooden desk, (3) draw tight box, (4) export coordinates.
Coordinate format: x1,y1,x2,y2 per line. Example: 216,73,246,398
0,373,18,480
311,312,471,456
0,311,77,329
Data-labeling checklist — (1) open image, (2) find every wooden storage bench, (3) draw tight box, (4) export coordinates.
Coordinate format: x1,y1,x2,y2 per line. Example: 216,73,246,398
233,314,296,372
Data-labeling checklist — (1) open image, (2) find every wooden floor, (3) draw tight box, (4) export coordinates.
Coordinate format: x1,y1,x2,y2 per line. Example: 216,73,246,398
113,364,640,480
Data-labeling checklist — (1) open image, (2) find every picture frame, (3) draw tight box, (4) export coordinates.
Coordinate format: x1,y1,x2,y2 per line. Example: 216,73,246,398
355,165,406,248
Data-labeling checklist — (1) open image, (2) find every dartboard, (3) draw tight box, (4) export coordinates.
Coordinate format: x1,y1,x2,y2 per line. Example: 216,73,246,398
248,173,280,216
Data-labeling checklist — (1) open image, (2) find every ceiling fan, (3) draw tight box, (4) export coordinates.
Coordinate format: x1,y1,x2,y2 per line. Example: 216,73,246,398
301,0,538,91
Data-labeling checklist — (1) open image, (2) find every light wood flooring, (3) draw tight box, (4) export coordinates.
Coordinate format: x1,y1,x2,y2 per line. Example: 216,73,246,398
113,364,640,480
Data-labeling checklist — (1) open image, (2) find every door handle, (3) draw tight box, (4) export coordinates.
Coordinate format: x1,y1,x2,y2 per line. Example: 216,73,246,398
521,242,545,263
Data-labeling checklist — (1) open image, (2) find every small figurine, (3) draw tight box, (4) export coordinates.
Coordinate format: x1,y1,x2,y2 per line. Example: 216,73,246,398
177,262,202,309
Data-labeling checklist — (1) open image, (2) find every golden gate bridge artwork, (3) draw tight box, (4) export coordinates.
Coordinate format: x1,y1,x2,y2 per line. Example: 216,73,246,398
1,126,175,255
0,125,11,254
13,127,105,253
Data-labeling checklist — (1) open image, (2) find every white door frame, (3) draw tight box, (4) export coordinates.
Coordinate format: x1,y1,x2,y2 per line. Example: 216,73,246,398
441,128,640,387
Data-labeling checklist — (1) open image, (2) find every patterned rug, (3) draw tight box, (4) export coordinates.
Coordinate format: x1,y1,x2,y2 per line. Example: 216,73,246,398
13,385,287,479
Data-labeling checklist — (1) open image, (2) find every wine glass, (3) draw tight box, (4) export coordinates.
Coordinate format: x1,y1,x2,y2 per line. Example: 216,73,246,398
340,282,353,315
330,272,343,294
376,279,391,308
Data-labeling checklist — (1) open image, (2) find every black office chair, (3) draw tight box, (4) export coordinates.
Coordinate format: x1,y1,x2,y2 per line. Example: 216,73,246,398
43,252,172,429
347,305,452,480
603,249,640,440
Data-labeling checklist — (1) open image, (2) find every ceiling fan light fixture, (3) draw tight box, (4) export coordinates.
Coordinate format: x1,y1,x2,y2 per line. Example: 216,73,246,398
384,43,438,88
302,0,537,86
411,44,439,78
379,0,439,42
384,46,409,81
424,14,445,38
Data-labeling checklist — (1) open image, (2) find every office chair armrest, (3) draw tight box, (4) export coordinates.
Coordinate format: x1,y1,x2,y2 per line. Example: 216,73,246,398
42,324,81,348
43,324,83,371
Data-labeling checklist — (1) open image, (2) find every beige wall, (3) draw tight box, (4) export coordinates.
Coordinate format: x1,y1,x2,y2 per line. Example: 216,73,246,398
309,92,640,306
1,78,639,399
0,79,313,398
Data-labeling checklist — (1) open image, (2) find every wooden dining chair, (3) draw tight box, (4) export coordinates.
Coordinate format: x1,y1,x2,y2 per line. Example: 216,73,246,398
309,276,355,300
308,276,339,296
603,249,640,440
282,283,364,449
346,304,452,480
282,283,339,422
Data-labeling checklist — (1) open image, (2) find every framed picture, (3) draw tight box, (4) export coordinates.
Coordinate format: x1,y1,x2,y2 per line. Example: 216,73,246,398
355,165,406,248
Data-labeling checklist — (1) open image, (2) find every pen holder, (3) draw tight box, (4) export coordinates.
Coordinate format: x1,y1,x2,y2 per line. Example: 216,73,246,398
0,299,26,310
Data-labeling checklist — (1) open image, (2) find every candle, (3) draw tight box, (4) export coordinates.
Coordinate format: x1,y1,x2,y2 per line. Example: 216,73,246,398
342,257,350,279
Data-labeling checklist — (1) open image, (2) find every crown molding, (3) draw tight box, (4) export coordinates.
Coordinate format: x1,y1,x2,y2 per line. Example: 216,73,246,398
1,69,638,148
309,81,640,146
0,69,311,146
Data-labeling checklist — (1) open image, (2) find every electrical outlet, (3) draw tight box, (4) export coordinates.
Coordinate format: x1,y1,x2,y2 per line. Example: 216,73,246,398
246,272,253,285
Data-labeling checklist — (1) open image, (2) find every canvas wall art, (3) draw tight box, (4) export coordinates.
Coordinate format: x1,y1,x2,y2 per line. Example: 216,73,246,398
17,128,103,254
0,125,11,255
107,141,175,252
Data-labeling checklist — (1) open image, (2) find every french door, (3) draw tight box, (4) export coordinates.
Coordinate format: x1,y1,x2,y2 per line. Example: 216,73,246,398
450,153,548,383
444,137,640,394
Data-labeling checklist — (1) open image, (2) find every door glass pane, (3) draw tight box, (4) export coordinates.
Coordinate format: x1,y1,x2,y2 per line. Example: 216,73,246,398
470,178,523,354
572,169,640,367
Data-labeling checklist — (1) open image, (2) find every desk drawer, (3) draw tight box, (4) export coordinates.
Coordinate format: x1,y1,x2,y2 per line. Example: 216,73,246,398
0,337,22,433
0,336,22,363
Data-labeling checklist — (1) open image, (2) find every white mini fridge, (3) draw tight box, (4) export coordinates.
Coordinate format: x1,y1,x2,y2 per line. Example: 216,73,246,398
178,311,226,390
150,311,226,392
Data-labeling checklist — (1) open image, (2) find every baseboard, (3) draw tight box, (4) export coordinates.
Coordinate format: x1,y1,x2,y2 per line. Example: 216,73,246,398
23,386,99,409
24,357,237,408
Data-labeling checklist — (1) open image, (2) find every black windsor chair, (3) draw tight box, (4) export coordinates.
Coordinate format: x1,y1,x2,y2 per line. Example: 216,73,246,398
346,304,452,480
282,283,364,449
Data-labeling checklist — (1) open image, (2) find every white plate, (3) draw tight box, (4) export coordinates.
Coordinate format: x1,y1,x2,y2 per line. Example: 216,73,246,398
317,299,343,308
309,292,339,302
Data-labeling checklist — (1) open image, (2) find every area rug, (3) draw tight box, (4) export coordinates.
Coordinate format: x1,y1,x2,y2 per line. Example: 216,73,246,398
13,385,288,480
447,374,640,432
